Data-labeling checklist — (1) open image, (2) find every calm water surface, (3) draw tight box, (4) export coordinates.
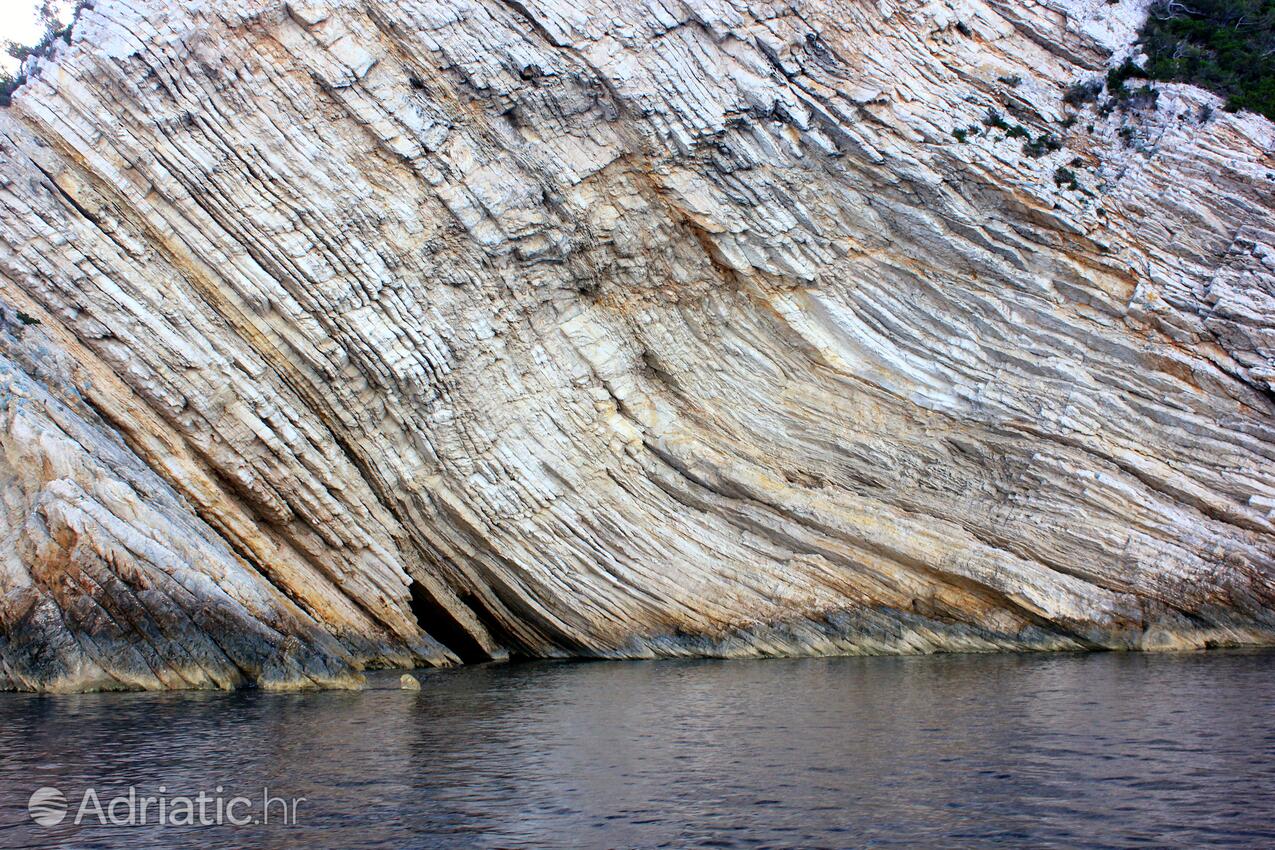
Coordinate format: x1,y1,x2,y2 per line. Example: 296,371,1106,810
1,651,1273,849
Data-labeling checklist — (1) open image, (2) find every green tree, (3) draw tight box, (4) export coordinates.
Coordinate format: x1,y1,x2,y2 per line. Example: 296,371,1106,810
1139,0,1275,119
1,1,87,107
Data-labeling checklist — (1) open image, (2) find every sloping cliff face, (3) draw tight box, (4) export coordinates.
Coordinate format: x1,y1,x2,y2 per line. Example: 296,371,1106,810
0,0,1272,691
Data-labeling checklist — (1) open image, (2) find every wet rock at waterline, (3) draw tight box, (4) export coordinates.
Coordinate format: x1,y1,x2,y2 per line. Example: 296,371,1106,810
0,0,1273,691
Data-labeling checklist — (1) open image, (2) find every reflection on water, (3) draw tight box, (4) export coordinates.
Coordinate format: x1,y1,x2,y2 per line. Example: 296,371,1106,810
1,651,1273,848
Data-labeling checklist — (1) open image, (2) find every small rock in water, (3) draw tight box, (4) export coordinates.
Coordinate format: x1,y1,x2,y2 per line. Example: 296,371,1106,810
400,674,422,691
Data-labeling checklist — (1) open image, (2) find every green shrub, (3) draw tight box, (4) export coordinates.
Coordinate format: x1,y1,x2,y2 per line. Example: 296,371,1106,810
0,72,18,107
1121,84,1160,109
1106,58,1149,94
983,108,1012,131
1,1,93,108
1064,79,1104,105
1138,0,1275,120
1023,133,1062,158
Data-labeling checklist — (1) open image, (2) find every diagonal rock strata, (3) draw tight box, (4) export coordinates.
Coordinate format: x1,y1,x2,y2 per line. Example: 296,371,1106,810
0,0,1271,690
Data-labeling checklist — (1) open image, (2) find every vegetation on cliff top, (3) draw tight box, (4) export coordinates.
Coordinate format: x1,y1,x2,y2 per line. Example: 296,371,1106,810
1138,0,1275,120
0,2,90,107
3,1,1273,123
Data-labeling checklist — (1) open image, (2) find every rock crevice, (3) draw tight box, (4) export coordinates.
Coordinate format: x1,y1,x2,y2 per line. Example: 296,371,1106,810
0,0,1272,690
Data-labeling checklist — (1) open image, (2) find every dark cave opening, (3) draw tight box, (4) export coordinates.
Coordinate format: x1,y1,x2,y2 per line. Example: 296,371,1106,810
407,581,492,664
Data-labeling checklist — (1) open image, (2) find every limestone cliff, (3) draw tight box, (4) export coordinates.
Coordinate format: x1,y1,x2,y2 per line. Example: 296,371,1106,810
0,0,1272,691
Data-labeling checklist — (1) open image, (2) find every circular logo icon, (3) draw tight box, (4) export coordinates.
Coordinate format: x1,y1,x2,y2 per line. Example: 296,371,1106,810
27,787,67,827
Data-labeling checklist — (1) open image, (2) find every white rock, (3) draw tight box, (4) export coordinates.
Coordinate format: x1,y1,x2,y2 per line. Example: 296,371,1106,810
0,0,1271,691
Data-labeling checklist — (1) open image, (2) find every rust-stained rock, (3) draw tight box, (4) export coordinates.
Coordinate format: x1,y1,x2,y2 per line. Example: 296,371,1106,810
0,0,1272,690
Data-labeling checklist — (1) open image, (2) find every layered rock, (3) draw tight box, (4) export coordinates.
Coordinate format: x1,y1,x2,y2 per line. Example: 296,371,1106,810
0,0,1272,691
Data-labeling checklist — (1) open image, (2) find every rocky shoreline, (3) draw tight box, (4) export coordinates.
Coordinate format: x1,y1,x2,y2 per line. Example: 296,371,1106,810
1,0,1272,691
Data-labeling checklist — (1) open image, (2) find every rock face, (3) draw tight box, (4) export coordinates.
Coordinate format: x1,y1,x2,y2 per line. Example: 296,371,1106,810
0,0,1272,691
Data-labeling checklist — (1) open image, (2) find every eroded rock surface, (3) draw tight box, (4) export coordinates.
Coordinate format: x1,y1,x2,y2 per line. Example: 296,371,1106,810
0,0,1272,690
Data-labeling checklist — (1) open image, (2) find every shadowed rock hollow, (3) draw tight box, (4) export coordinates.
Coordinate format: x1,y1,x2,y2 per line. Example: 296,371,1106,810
0,0,1273,691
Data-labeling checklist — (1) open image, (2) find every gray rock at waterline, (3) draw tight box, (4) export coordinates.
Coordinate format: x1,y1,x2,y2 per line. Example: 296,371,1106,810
0,0,1273,692
400,674,422,691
